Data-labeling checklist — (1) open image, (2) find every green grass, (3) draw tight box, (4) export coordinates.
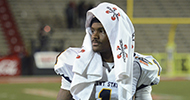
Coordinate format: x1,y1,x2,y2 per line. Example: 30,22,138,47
1,80,190,100
0,83,60,100
152,80,190,100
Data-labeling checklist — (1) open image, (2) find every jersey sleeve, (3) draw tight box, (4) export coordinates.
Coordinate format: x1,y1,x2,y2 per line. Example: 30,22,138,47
54,47,81,83
131,61,153,100
134,52,162,90
61,76,71,90
132,61,141,96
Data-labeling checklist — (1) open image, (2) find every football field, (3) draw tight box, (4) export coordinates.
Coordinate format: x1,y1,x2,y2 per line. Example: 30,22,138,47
152,78,190,100
0,76,190,100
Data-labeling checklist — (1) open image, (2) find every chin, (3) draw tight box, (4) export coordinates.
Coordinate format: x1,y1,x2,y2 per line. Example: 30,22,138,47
92,49,99,52
92,47,100,52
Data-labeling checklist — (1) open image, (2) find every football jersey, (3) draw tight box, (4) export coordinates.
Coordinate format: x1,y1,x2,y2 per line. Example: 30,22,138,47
54,47,161,100
134,52,161,89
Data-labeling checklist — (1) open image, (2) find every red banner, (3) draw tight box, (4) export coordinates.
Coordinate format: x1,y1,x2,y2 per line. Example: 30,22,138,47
0,55,21,76
0,0,26,55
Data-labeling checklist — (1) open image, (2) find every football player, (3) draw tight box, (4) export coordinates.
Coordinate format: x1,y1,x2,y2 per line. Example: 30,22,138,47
54,2,161,100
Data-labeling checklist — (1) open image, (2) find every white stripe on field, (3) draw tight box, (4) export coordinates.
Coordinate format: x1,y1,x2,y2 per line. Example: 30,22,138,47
23,88,57,98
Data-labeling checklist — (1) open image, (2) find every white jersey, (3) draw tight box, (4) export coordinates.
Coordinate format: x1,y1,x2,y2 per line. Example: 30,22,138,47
54,47,161,100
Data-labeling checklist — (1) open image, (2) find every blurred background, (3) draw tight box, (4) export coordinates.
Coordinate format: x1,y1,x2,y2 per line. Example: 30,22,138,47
0,0,190,100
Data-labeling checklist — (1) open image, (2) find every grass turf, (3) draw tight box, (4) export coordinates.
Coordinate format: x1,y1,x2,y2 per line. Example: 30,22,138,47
152,80,190,100
0,83,60,100
0,80,190,100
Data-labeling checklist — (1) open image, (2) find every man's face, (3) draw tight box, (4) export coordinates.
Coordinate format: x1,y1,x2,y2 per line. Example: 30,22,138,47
91,22,111,53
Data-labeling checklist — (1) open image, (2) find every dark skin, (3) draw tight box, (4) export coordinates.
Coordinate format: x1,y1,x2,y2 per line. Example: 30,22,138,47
91,22,114,62
56,22,113,100
56,89,72,100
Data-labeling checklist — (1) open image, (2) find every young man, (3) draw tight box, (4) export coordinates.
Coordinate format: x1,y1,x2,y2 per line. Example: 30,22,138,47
54,2,161,100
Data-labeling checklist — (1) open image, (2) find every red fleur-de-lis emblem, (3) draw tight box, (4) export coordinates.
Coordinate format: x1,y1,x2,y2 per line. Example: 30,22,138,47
117,40,128,62
111,16,116,20
117,54,122,59
105,6,120,21
81,49,85,53
76,55,81,59
76,49,85,59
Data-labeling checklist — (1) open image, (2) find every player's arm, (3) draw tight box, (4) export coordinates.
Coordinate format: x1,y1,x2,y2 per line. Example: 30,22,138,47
54,48,80,100
56,76,73,100
57,89,72,100
132,59,152,100
134,86,152,100
133,53,162,100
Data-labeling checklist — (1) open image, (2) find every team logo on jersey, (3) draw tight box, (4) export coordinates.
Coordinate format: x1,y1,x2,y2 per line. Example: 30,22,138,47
135,56,152,66
117,40,128,62
106,6,120,21
76,49,85,59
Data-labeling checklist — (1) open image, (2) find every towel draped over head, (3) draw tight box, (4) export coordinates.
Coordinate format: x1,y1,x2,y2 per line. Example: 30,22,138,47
70,2,135,100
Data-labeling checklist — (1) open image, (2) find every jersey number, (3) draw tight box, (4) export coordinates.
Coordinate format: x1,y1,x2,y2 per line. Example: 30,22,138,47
98,88,112,100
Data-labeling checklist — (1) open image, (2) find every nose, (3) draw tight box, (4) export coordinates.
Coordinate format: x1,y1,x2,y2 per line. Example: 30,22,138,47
92,31,99,39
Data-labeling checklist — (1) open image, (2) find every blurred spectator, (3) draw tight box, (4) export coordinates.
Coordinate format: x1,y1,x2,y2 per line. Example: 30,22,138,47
65,1,76,29
38,25,53,51
77,1,87,29
87,3,94,11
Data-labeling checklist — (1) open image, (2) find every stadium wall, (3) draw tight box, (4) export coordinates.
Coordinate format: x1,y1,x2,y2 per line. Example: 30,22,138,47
127,0,190,77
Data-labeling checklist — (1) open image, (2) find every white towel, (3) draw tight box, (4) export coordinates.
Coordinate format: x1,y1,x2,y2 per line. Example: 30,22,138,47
71,2,135,100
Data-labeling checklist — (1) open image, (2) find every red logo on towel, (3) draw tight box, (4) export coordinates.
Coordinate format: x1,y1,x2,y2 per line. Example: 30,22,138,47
117,40,128,62
105,7,120,21
76,49,85,59
76,55,80,59
81,49,85,53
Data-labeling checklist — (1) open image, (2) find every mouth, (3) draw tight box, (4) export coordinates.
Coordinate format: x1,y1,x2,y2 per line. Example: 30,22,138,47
92,42,99,46
92,40,101,46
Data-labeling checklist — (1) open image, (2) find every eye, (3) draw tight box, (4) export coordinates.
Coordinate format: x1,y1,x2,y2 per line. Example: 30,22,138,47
99,29,105,34
91,29,95,34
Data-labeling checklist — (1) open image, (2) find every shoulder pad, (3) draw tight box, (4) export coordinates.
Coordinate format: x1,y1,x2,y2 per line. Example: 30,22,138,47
54,47,81,76
134,52,162,86
55,47,81,65
134,52,153,66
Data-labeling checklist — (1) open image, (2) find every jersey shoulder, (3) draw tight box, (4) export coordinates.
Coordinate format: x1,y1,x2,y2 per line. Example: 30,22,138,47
54,47,81,76
134,52,161,73
134,52,162,87
55,47,81,65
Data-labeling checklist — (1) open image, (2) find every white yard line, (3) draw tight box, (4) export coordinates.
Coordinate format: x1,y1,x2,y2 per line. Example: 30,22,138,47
23,88,57,98
152,93,183,100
